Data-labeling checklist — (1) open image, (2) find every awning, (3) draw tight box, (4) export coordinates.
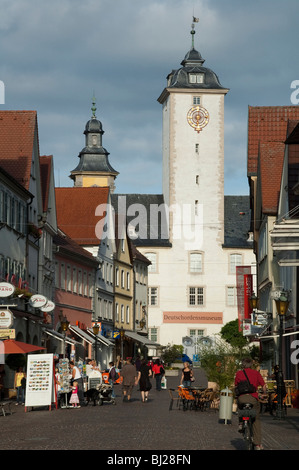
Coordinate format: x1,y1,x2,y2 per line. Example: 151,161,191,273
87,328,114,347
69,325,94,345
43,328,78,345
124,331,160,348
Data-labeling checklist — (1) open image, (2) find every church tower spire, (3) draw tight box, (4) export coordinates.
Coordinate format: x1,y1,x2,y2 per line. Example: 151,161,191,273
70,97,118,191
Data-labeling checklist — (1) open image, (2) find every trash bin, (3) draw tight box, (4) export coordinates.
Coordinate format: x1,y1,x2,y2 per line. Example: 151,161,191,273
219,387,233,424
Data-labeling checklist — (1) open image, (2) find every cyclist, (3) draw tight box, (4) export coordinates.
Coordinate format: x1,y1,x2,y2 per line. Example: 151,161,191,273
235,357,267,450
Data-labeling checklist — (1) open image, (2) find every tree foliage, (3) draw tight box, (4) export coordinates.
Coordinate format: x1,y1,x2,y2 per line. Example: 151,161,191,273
220,319,248,350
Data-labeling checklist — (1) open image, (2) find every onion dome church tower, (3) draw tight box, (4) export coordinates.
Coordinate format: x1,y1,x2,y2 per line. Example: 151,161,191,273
70,98,118,191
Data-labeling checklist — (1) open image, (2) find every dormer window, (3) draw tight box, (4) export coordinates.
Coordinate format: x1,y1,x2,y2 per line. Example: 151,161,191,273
189,73,204,84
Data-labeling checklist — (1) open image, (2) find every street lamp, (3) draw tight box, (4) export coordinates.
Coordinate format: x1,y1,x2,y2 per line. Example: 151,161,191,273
93,323,100,365
274,292,289,420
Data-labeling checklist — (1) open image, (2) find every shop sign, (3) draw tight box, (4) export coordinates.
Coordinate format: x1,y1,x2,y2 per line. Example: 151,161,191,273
0,309,13,328
0,328,15,338
41,300,55,312
0,282,15,298
29,294,48,308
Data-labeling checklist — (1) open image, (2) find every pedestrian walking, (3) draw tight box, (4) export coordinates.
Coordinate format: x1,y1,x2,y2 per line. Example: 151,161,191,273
136,359,152,402
108,361,117,398
120,357,138,402
180,362,194,387
14,367,26,405
152,359,165,391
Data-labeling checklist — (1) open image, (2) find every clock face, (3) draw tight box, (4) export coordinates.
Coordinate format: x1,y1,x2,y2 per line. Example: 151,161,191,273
187,105,209,133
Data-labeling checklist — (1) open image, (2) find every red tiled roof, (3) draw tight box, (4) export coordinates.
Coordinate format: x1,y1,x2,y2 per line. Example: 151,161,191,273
259,141,285,214
248,106,299,175
55,187,110,245
0,111,38,190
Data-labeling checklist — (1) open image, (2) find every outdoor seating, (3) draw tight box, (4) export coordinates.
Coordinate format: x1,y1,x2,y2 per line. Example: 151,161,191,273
168,388,182,411
0,401,13,417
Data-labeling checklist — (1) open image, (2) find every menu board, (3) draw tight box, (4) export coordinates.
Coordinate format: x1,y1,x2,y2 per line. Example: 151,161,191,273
25,353,55,410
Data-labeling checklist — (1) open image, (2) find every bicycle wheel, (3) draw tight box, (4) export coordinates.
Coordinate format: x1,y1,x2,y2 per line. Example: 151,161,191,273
243,422,254,450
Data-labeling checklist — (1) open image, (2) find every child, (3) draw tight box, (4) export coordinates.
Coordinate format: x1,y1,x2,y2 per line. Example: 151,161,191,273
69,381,80,408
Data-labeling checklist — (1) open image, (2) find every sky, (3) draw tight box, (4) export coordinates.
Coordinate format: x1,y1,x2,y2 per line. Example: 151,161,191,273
0,0,298,196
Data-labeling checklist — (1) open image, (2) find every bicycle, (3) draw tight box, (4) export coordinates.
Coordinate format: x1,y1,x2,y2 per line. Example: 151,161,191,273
238,402,256,450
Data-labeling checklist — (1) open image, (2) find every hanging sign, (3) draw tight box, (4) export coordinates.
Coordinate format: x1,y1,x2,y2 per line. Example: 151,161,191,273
0,309,13,328
25,353,57,411
0,282,15,298
29,294,48,308
41,300,55,312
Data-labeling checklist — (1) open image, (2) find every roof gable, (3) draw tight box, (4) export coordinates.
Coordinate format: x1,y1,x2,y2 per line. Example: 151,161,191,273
0,111,38,191
247,106,299,175
55,186,110,245
259,141,285,214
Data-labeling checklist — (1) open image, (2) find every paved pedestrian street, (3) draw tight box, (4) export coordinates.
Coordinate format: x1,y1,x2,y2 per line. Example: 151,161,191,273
1,375,298,459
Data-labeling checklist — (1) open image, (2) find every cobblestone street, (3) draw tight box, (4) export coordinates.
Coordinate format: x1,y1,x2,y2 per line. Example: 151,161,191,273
1,374,299,456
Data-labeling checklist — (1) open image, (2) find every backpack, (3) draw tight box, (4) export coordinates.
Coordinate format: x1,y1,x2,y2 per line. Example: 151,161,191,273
235,369,256,396
109,367,119,381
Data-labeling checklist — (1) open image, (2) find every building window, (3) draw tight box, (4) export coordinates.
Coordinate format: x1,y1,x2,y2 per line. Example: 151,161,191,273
115,267,119,286
193,96,201,105
67,265,72,291
121,270,125,288
229,253,242,274
227,286,237,306
190,252,202,273
121,305,124,323
189,73,204,84
60,263,65,290
127,272,130,290
189,329,204,337
145,252,157,273
115,303,119,322
189,287,204,306
148,287,158,306
126,306,130,324
149,328,158,342
73,267,77,293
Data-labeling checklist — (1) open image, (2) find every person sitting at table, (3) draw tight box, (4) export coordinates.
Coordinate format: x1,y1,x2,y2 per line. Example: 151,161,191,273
180,362,194,387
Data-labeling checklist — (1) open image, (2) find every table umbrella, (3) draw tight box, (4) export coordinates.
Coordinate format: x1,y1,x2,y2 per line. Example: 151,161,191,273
0,339,45,354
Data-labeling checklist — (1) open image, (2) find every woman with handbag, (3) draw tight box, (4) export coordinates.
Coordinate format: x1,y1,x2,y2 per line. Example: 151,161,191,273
235,357,267,450
180,362,194,387
136,360,152,402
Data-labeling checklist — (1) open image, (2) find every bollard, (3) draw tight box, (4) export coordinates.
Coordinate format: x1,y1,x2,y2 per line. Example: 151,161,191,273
219,387,233,424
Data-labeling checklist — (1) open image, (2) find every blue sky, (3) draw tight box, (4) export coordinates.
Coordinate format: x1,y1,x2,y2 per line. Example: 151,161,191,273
0,0,298,195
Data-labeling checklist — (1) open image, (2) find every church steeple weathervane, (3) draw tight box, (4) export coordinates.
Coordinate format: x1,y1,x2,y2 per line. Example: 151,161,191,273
91,94,97,119
191,16,199,49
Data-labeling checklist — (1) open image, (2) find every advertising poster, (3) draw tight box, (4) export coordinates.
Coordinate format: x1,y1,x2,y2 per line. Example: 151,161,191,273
25,353,56,410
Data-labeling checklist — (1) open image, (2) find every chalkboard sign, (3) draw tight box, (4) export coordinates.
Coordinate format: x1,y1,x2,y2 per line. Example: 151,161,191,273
89,377,101,389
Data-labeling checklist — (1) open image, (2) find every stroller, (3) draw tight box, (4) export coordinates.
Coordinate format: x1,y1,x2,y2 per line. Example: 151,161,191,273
97,383,116,406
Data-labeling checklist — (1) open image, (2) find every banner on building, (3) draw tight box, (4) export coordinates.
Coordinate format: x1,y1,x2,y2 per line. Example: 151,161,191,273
236,266,252,332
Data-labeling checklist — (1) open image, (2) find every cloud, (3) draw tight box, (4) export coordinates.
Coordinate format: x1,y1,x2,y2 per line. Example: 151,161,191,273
0,0,298,196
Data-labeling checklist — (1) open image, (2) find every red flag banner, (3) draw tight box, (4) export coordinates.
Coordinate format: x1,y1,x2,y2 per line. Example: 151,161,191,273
236,266,252,331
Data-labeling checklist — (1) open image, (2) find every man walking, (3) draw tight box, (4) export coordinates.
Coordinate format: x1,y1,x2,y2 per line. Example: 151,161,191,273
120,357,138,402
